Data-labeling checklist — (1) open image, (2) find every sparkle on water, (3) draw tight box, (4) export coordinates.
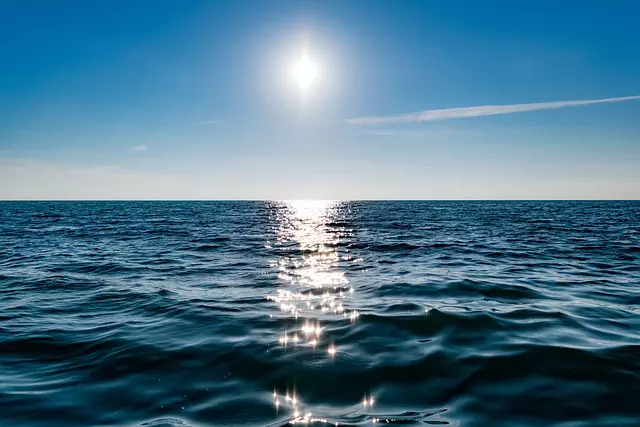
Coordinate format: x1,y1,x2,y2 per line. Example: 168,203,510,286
267,201,371,423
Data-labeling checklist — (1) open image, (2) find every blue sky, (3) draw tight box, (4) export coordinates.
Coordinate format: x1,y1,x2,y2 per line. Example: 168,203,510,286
1,0,639,199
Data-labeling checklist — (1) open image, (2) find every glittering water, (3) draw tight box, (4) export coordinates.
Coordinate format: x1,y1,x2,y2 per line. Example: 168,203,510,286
1,201,639,427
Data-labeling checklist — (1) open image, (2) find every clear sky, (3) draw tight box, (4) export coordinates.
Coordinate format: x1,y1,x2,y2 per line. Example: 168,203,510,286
1,0,639,200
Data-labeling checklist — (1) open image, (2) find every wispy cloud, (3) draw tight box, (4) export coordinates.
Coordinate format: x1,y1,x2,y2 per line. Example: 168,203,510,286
130,145,149,152
363,130,439,137
192,120,222,125
348,94,640,125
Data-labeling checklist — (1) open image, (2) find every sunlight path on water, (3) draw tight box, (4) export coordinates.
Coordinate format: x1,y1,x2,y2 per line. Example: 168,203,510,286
265,201,367,425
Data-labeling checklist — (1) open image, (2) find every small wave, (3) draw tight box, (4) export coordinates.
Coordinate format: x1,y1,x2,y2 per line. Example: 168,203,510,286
1,200,639,427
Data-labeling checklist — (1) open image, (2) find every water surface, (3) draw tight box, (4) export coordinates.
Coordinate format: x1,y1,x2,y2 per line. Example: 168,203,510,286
1,201,639,426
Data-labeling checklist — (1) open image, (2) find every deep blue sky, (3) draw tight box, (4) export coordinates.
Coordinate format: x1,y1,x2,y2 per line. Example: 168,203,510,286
1,0,639,199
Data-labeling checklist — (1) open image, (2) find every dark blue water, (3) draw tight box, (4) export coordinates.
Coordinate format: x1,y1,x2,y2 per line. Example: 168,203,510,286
1,201,639,427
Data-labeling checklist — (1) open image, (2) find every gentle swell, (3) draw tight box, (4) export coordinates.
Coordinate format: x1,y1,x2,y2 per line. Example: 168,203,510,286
0,200,639,427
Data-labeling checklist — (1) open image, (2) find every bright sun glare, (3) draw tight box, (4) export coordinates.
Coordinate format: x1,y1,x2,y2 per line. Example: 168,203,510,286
291,53,318,91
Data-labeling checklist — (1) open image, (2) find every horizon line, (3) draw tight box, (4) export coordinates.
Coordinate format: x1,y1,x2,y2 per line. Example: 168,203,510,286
1,199,638,202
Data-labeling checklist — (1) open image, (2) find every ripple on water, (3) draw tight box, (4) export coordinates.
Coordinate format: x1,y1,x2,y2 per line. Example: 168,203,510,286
0,200,639,426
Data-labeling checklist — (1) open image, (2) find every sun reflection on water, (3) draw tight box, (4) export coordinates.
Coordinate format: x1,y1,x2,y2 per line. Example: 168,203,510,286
266,200,371,423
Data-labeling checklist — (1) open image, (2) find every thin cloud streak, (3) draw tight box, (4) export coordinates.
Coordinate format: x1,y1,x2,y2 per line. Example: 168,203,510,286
348,94,640,125
361,129,478,138
192,120,222,125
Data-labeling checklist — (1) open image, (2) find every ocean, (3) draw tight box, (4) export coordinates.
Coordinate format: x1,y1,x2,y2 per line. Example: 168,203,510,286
1,200,639,426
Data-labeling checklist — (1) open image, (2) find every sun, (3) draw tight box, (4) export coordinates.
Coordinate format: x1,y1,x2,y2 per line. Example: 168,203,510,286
291,53,318,91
